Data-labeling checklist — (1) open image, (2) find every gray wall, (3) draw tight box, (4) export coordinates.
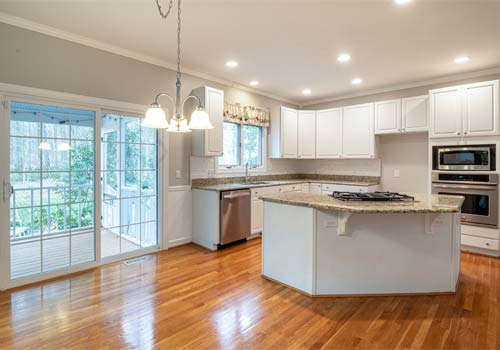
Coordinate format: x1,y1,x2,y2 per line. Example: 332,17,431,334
0,23,297,186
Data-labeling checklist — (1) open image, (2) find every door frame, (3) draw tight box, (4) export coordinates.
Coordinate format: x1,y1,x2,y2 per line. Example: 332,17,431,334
0,83,168,291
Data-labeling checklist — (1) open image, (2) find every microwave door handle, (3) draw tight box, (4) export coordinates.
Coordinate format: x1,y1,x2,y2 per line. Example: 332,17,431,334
432,184,497,191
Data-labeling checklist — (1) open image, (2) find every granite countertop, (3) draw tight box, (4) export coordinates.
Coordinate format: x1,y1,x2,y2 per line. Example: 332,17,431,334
259,192,464,214
192,179,379,192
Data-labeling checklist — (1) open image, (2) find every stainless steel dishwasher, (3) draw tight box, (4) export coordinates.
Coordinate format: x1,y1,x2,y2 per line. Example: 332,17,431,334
220,189,251,245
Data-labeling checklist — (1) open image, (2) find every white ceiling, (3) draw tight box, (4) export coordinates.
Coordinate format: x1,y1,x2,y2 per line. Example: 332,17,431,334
1,0,500,104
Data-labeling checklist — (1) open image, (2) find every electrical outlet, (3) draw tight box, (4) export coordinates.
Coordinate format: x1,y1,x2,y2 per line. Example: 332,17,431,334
393,169,400,178
175,170,182,179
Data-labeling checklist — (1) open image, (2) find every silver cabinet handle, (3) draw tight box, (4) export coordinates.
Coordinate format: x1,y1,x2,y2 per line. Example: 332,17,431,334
432,184,496,191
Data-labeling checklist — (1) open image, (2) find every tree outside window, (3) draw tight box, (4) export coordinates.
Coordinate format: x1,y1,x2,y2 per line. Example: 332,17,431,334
219,122,263,169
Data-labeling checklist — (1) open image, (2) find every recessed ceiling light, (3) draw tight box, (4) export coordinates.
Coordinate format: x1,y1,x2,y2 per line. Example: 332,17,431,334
337,53,351,63
225,60,238,68
351,78,363,85
250,81,259,87
302,89,312,95
394,0,412,5
454,56,470,64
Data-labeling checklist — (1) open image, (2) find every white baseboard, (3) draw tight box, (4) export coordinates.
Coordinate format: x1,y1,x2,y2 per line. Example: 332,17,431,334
169,236,192,248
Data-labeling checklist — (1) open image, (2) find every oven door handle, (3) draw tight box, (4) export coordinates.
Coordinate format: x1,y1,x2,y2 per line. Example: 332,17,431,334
432,184,497,191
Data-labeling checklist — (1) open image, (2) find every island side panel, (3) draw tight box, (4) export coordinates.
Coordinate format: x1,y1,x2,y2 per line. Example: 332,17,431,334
262,201,316,295
192,189,220,251
316,210,458,295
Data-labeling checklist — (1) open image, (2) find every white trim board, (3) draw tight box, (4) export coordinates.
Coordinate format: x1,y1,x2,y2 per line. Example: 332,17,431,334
0,11,296,105
0,82,148,114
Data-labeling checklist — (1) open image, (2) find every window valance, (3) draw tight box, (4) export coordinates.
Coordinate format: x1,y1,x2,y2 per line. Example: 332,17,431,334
223,102,270,127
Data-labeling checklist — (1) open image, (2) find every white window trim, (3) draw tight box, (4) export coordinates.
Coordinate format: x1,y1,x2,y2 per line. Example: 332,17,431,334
0,82,168,291
215,124,268,174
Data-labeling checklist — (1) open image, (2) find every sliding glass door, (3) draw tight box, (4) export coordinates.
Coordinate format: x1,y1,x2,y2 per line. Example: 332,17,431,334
9,101,96,279
100,113,159,258
1,96,160,287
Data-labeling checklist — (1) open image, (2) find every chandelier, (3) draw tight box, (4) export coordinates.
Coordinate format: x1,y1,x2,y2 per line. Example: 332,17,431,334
142,0,213,132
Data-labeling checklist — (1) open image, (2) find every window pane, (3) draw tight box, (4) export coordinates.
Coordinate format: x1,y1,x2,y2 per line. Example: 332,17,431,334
102,142,119,171
42,106,70,139
71,112,95,140
219,122,240,167
11,172,41,209
141,125,157,144
242,125,262,167
141,144,157,170
71,140,94,171
10,137,40,173
41,140,71,172
42,172,70,206
123,117,141,143
10,102,41,137
71,172,94,203
125,143,140,170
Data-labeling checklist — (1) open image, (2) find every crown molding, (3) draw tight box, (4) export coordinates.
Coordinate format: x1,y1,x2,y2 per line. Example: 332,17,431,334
0,11,297,105
301,66,500,107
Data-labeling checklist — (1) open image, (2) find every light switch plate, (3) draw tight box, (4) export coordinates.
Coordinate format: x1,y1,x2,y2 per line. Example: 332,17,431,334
175,170,182,179
393,169,400,178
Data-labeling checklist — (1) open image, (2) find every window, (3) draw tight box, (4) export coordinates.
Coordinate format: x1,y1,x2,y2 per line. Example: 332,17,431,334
218,122,264,170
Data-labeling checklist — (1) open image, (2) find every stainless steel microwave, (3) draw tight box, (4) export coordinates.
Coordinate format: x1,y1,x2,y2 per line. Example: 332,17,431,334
432,145,496,171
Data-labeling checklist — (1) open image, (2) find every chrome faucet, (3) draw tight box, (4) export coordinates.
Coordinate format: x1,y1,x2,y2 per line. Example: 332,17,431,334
245,163,251,184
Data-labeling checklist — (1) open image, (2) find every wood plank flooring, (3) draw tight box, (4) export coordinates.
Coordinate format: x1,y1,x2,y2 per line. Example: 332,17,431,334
0,238,499,349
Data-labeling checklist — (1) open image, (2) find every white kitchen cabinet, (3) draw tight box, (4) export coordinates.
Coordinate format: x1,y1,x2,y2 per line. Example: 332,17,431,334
342,103,375,158
251,198,263,234
375,97,428,135
316,108,342,158
430,80,498,138
271,106,299,158
463,80,498,136
191,86,225,156
430,86,464,138
375,99,401,134
298,110,316,158
402,95,428,132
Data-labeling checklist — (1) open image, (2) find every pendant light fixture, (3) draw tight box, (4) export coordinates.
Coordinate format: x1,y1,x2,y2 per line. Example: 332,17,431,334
143,0,213,132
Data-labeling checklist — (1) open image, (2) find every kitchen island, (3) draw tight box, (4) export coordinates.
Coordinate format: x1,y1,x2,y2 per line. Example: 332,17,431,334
260,192,464,296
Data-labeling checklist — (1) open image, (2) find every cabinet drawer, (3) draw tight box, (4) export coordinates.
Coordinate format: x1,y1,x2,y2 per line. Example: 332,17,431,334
461,234,499,251
279,185,297,193
321,184,368,193
251,186,279,198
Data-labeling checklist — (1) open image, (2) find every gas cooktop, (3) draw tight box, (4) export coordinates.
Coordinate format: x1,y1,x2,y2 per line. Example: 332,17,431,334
331,191,415,202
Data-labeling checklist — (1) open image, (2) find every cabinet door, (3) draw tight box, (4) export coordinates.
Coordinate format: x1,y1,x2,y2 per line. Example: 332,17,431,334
374,99,401,134
281,107,298,158
342,103,375,158
464,80,498,137
297,110,316,158
205,87,224,155
316,108,342,158
251,199,263,234
429,87,462,138
402,95,428,133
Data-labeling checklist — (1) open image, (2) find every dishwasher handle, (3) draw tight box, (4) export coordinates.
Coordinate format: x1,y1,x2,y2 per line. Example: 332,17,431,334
222,191,250,199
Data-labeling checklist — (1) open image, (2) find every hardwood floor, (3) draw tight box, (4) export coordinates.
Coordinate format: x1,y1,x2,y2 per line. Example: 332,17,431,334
0,238,499,350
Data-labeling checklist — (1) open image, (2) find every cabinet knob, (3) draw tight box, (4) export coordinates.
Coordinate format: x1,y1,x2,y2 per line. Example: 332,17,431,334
457,132,461,135
464,132,468,135
486,242,490,246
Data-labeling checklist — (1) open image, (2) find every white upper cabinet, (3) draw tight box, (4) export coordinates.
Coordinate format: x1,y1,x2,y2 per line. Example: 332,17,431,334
375,97,428,135
375,99,401,134
402,95,428,133
430,80,498,138
316,108,342,158
430,86,462,138
463,80,498,136
281,107,299,158
191,86,225,156
342,103,375,158
297,110,316,158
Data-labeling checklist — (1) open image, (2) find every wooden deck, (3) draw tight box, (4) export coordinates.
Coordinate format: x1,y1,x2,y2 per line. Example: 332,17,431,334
1,238,500,349
11,230,140,279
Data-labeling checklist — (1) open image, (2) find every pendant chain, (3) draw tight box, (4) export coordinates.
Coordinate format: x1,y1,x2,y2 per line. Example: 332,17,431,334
155,0,182,80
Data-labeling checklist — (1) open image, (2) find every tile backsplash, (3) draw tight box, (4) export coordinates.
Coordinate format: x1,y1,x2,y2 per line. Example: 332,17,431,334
190,156,381,180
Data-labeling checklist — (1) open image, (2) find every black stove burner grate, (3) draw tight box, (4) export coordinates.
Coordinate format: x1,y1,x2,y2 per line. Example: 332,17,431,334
331,191,415,202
